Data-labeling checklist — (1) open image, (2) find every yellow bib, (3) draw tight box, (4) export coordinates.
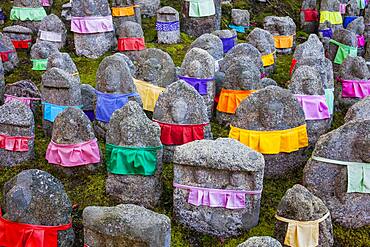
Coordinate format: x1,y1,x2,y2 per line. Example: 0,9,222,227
319,11,343,25
112,5,138,17
229,124,309,154
261,52,275,67
273,35,294,49
275,212,330,247
134,79,165,112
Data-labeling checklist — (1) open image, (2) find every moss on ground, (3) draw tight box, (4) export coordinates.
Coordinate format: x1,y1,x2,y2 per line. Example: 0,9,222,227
1,0,370,246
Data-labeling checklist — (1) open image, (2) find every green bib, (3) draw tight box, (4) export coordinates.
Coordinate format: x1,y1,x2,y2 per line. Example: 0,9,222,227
106,143,162,176
329,39,357,65
32,59,48,71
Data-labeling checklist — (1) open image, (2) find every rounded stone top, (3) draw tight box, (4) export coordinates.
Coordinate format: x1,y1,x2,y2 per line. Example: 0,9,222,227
263,16,296,35
0,101,33,127
347,17,365,34
212,29,237,39
39,14,66,33
3,25,33,34
3,169,72,225
52,107,95,144
117,21,144,38
237,236,282,247
231,9,250,26
115,53,136,76
312,119,370,162
96,53,136,93
293,34,325,60
232,85,306,130
47,52,78,75
83,204,170,237
30,41,59,59
13,0,42,7
339,56,370,80
332,29,357,47
189,34,224,60
153,80,209,124
246,28,275,55
223,61,262,90
4,80,41,99
320,0,340,11
42,67,78,89
219,43,263,74
106,101,161,147
290,65,324,95
173,138,265,172
71,0,111,17
277,184,329,221
344,96,370,122
157,6,179,22
261,78,278,87
180,47,215,78
134,48,176,87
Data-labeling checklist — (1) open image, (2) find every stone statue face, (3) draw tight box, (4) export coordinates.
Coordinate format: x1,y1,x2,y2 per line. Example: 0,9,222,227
83,0,97,15
46,21,56,31
142,58,161,82
260,101,284,128
171,99,188,123
21,0,32,7
186,60,203,78
104,68,120,93
62,118,79,142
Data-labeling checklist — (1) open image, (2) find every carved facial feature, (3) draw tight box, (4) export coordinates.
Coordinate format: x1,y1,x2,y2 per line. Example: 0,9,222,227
142,58,161,82
260,101,284,128
171,99,188,123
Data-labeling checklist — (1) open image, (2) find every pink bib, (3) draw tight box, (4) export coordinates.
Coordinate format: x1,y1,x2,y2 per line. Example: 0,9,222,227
5,94,41,107
46,139,101,167
71,16,114,34
174,183,261,209
294,95,330,120
0,134,32,152
340,79,370,98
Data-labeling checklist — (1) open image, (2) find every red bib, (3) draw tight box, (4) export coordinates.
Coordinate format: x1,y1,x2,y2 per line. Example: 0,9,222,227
302,9,319,22
12,40,32,49
153,120,208,145
0,209,72,247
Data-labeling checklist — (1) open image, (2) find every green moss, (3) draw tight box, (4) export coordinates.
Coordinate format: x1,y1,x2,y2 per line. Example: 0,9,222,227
271,54,293,88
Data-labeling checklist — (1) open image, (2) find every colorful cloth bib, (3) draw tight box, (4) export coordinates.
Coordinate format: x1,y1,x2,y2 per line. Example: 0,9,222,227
273,35,294,49
343,16,357,28
229,124,309,154
187,0,216,17
319,28,333,38
12,39,32,49
0,50,16,62
338,78,370,99
220,36,237,53
178,75,213,95
275,212,330,247
0,134,32,152
71,16,114,34
319,11,343,25
133,79,165,112
111,5,138,17
173,183,261,209
0,209,72,247
95,90,139,123
216,88,256,114
329,39,357,64
117,37,145,51
5,94,41,107
261,52,275,67
153,119,209,145
228,24,248,33
10,7,47,21
339,3,347,14
106,143,162,176
324,88,335,115
294,95,330,120
301,9,319,22
40,31,63,42
357,34,366,48
31,59,48,71
46,139,101,167
42,102,82,122
156,21,180,32
312,156,370,193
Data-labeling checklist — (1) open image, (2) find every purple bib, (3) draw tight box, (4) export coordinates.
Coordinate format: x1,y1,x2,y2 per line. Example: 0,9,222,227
178,75,214,95
220,35,237,53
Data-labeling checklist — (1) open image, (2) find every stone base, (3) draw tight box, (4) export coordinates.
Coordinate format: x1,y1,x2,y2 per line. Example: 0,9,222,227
182,16,216,38
106,174,162,209
0,140,34,166
158,30,181,44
